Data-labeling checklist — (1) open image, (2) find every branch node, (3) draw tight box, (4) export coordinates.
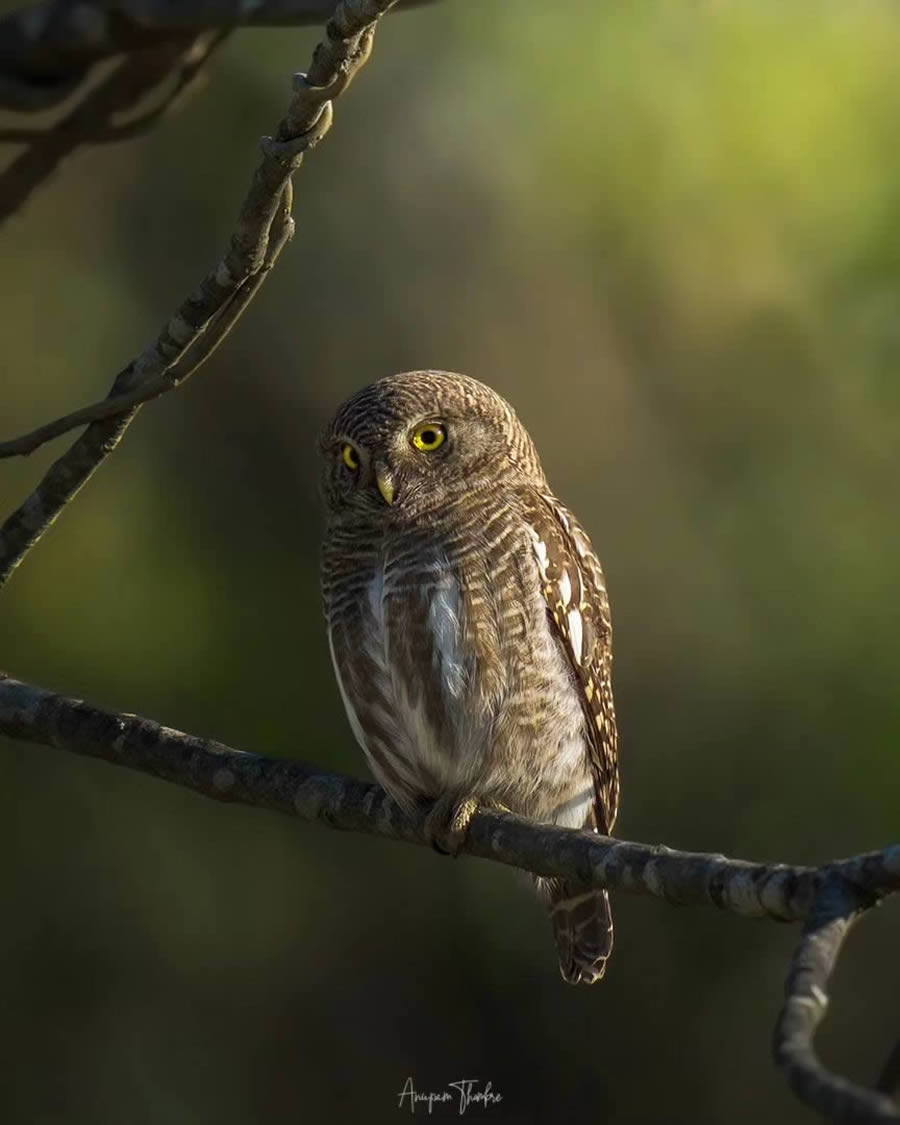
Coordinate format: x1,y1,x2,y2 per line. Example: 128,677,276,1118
260,100,334,165
292,67,347,103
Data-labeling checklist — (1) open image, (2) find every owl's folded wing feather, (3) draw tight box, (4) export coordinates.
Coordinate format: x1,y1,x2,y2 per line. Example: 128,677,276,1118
526,494,619,834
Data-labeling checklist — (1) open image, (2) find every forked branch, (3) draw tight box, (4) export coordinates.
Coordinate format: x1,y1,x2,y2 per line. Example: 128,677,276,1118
0,0,400,590
774,882,899,1124
0,672,896,1125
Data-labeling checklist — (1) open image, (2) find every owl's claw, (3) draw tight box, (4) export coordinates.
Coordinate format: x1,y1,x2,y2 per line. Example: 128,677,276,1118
424,793,480,857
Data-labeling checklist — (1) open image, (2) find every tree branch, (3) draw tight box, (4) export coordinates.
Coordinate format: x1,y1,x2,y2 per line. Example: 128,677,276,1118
0,32,225,227
0,671,897,1124
774,880,899,1124
0,0,399,591
0,0,432,111
0,178,295,460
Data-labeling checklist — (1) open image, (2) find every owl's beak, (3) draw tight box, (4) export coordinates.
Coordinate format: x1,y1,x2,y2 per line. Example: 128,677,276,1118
374,462,396,506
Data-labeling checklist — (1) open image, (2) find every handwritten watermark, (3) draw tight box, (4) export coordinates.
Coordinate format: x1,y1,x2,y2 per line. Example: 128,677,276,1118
397,1077,503,1115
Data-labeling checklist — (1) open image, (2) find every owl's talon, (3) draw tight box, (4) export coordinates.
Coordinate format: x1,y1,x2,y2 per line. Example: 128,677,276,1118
424,794,480,857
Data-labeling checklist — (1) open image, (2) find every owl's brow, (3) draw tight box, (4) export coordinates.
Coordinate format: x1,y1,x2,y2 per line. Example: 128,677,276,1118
331,432,364,450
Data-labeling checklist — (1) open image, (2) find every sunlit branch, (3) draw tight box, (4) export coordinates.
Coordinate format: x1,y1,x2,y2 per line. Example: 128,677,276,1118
0,671,897,1125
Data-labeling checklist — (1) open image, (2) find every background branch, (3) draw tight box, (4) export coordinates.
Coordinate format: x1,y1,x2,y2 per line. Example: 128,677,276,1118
0,31,224,226
0,671,897,1124
0,0,432,111
0,177,295,460
0,0,399,590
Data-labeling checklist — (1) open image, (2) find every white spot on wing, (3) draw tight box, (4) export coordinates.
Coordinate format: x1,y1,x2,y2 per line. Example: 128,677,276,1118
532,532,549,573
558,569,572,607
567,607,584,663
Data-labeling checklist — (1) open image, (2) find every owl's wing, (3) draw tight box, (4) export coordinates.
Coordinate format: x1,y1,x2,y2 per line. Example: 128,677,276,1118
526,493,619,833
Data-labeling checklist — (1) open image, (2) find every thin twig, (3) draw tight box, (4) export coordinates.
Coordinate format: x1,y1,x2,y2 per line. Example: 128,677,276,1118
0,669,897,1124
0,181,296,460
774,880,899,1124
0,0,399,590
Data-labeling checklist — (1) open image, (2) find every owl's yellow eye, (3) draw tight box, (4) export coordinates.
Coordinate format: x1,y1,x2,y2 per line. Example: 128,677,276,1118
411,422,446,452
341,443,360,471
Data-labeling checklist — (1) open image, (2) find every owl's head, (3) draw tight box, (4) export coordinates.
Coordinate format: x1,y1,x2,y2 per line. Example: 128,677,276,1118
319,370,546,519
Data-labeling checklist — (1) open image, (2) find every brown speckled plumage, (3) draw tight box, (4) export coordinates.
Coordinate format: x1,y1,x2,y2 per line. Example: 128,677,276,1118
319,371,619,984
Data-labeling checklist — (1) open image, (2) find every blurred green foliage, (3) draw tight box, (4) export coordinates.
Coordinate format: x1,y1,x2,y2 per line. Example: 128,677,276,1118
1,1,898,1122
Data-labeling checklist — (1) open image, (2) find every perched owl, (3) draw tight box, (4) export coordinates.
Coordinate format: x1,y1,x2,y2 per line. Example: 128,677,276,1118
319,371,619,984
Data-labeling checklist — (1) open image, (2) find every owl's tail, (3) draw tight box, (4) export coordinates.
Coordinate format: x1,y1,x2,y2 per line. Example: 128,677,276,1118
537,877,614,985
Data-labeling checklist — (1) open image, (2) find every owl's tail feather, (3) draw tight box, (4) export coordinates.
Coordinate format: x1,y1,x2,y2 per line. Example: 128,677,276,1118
539,878,614,985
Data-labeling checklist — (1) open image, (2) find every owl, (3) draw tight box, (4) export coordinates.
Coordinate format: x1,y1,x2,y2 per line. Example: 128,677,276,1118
319,371,619,984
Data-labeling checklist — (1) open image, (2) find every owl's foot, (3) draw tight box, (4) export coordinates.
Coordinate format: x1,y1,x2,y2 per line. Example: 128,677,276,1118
424,793,481,857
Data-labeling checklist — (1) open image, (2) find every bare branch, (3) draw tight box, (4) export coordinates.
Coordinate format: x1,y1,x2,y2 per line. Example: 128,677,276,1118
0,0,399,590
0,33,222,226
0,670,897,1123
1,673,897,918
0,0,433,111
0,181,295,460
775,881,899,1124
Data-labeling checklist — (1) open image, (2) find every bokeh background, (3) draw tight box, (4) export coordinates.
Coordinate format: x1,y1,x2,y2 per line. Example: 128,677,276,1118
2,1,898,1122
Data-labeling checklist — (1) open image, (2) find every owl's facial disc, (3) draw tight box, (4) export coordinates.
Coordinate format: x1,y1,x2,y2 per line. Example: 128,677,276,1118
332,414,455,511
